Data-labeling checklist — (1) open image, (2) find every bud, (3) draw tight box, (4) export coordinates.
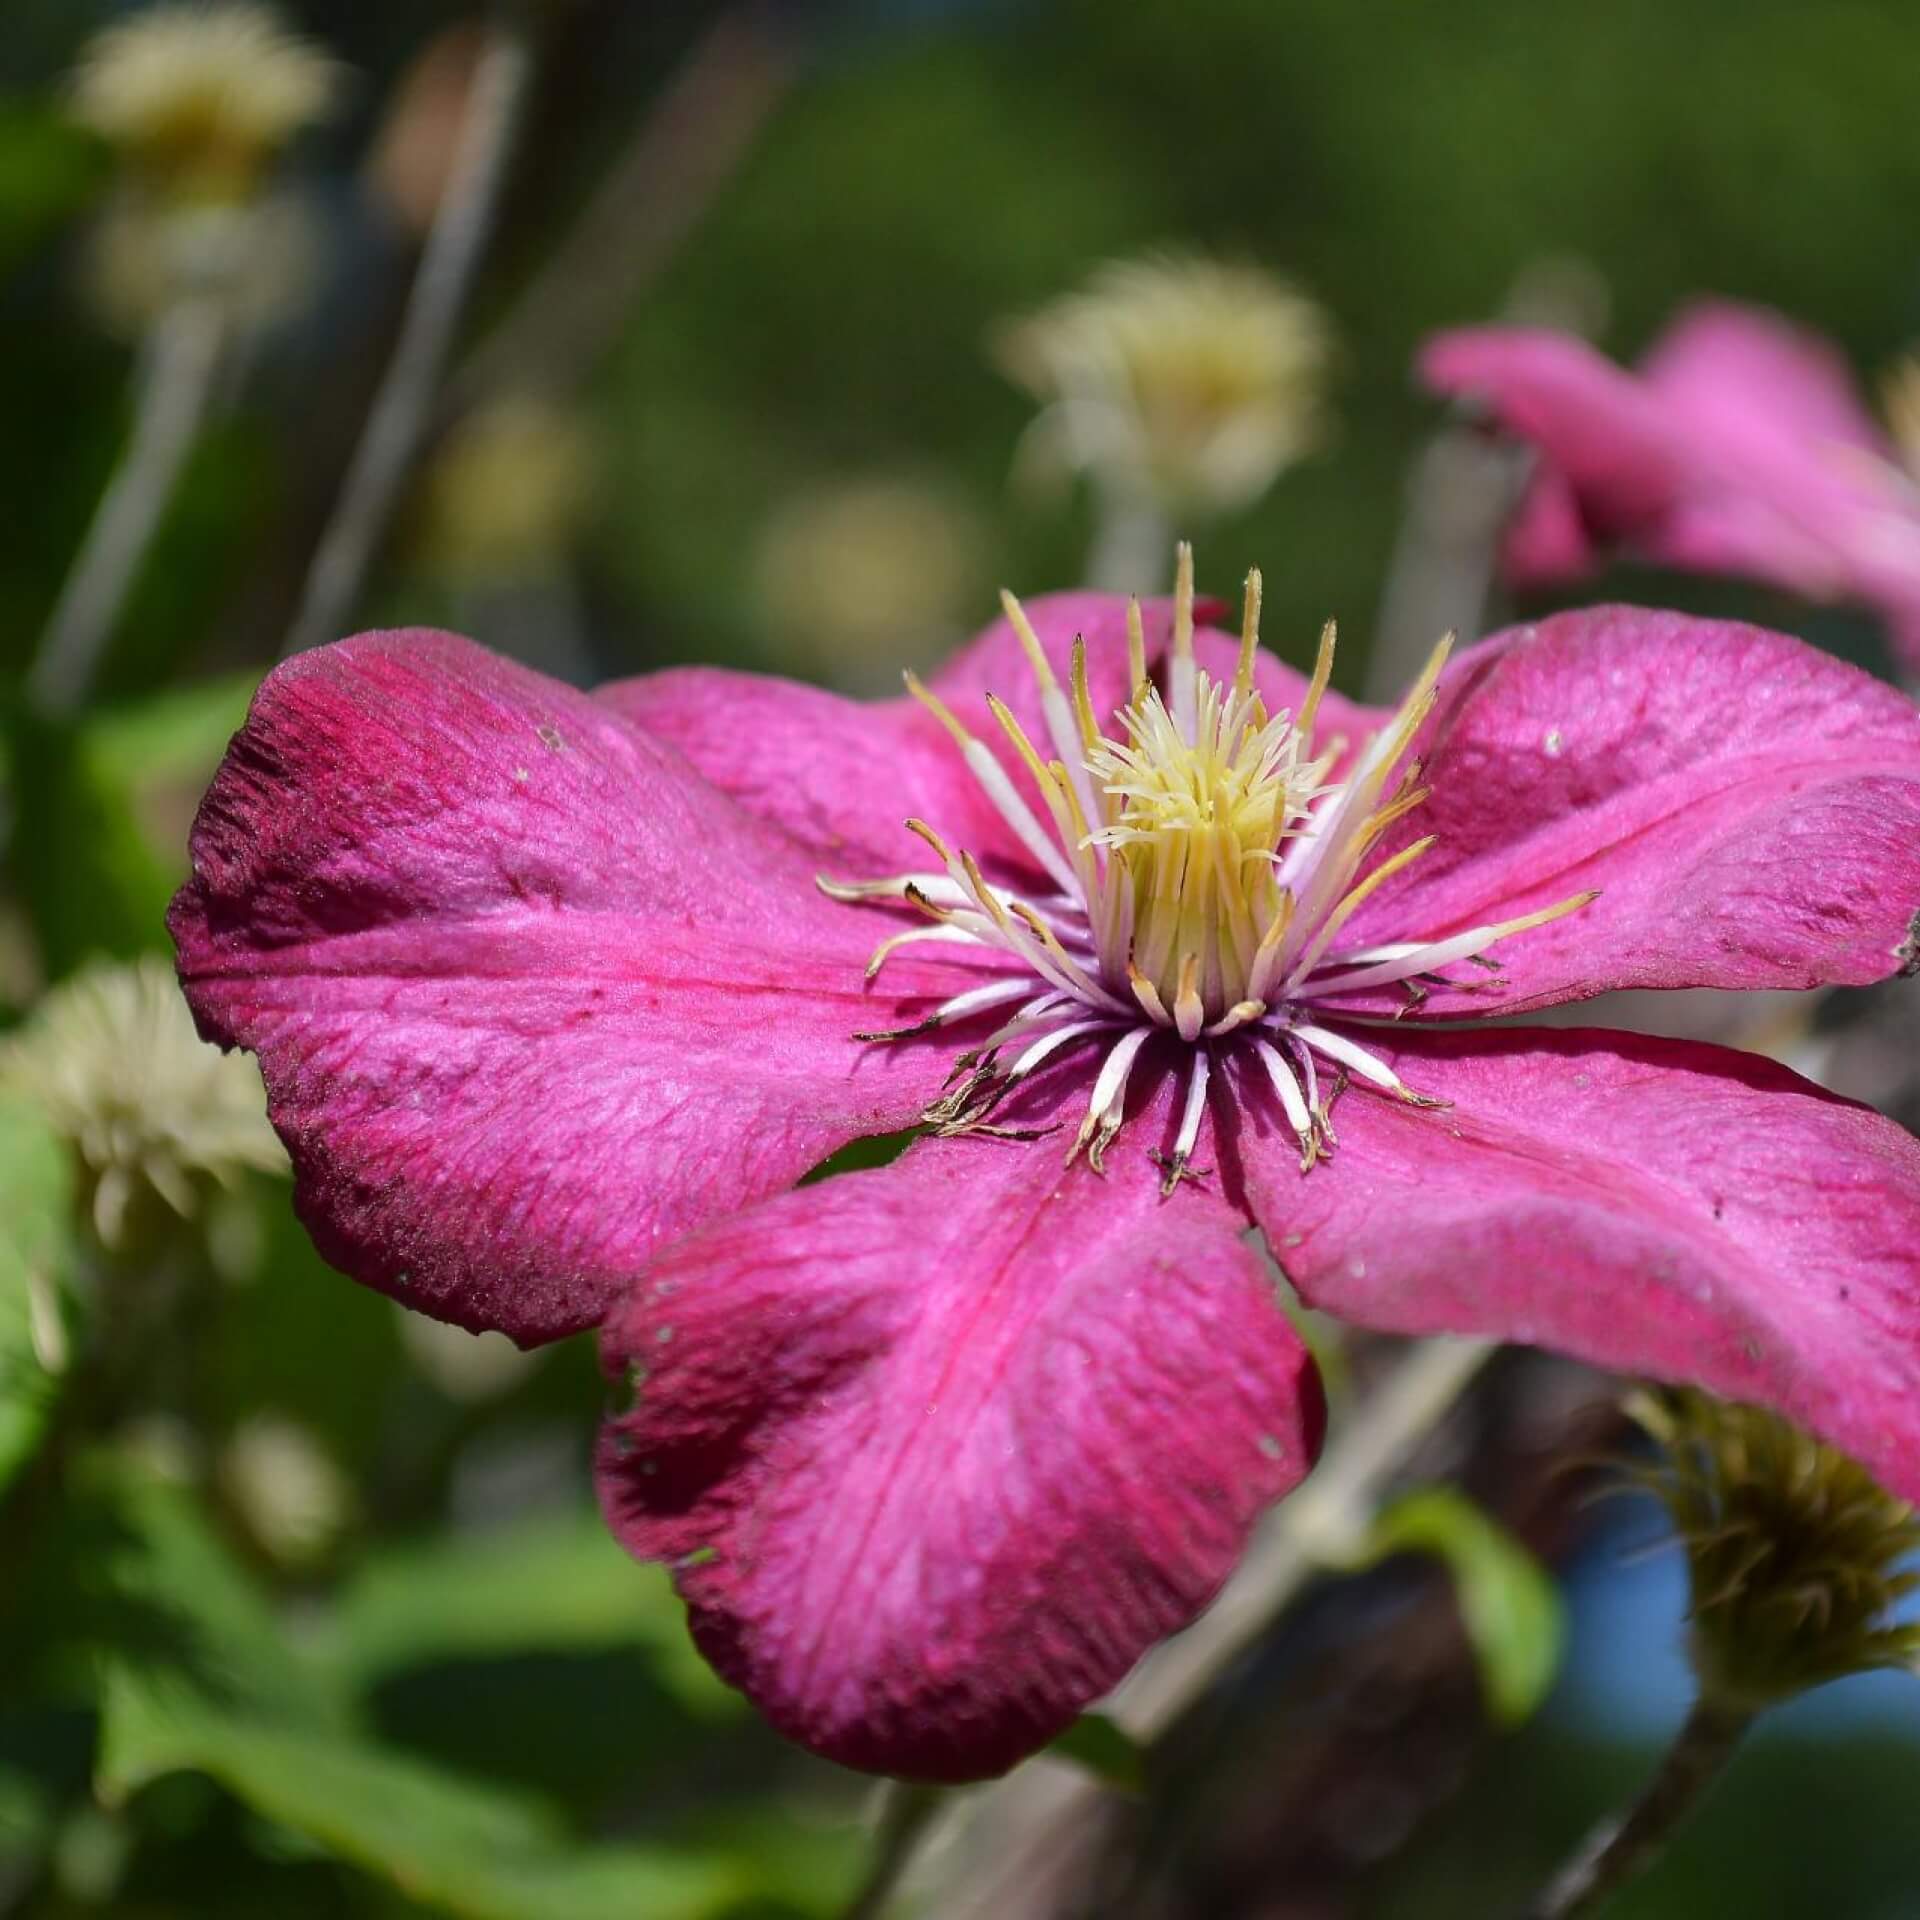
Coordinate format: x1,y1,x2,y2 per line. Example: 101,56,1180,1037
70,3,343,208
993,252,1334,519
1625,1388,1920,1709
1,955,286,1250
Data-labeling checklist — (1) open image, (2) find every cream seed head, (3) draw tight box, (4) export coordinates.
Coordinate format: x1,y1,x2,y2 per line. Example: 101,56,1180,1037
71,3,343,204
995,254,1335,518
1625,1388,1920,1708
1,954,286,1248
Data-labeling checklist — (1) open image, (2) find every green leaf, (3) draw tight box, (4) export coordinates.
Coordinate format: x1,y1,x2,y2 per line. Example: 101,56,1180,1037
1355,1487,1565,1726
5,675,255,977
88,1461,753,1920
82,672,256,790
799,1129,919,1184
83,1454,348,1739
319,1508,734,1718
1046,1712,1146,1794
0,1093,74,1495
101,1709,749,1920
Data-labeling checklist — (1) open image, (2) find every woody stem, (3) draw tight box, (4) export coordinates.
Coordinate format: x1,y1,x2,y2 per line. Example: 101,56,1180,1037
1523,1695,1754,1919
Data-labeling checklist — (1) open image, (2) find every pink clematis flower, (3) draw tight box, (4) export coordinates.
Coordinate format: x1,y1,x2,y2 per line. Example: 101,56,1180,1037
1420,299,1920,674
171,548,1920,1781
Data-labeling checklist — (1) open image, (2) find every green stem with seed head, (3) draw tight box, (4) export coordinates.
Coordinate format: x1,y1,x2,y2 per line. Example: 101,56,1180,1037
1523,1695,1753,1920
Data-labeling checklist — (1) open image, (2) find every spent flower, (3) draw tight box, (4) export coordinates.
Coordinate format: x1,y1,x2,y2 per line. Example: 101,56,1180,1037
996,254,1333,520
1626,1389,1920,1708
4,954,284,1249
172,546,1920,1778
71,2,342,206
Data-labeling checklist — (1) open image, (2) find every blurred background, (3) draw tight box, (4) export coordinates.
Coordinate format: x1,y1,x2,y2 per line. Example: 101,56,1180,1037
1,2,1916,1915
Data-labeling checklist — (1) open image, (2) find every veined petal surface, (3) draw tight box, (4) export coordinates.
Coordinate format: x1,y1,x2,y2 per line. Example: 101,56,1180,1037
1238,1026,1920,1504
1325,608,1920,1018
597,1069,1324,1780
172,630,989,1343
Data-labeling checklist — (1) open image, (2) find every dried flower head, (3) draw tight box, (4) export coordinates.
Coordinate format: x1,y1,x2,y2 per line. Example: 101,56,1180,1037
1,954,285,1248
1626,1388,1920,1708
71,3,342,204
995,254,1334,517
754,475,984,687
414,397,600,585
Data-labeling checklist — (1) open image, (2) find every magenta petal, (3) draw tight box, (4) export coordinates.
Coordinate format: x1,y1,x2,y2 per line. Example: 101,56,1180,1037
1329,605,1920,1017
1421,312,1920,671
1420,327,1690,559
596,1076,1323,1781
1643,301,1895,465
594,665,1013,873
171,630,982,1344
1238,1026,1920,1504
599,594,1192,876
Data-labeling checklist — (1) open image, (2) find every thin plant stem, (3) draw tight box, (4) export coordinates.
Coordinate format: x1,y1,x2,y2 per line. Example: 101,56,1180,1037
1367,424,1529,699
1085,487,1172,596
839,1783,945,1920
1368,255,1606,699
1523,1696,1753,1920
921,1335,1498,1920
284,19,535,658
447,5,793,417
30,297,227,716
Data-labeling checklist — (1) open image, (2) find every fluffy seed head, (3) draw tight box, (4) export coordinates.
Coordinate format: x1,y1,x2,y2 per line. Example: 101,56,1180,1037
71,3,343,203
1,954,286,1248
1627,1388,1920,1708
995,253,1334,516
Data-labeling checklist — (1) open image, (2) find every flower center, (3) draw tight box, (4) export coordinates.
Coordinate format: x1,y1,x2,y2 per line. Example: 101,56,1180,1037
1085,643,1327,1025
824,544,1593,1190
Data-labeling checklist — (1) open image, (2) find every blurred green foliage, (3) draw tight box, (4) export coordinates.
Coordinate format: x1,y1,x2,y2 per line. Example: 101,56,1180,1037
1346,1487,1566,1727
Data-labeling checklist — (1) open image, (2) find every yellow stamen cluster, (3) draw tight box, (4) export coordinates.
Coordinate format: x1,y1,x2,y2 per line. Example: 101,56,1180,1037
1087,579,1335,1024
840,539,1599,1175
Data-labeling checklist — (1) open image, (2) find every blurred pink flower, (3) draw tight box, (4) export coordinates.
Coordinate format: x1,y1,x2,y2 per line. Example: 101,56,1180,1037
1421,301,1920,673
172,561,1920,1780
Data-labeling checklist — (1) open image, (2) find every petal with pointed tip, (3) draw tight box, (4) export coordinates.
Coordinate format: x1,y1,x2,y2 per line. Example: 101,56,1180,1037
597,1066,1323,1780
1324,607,1920,1017
170,630,982,1344
1237,1026,1920,1504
